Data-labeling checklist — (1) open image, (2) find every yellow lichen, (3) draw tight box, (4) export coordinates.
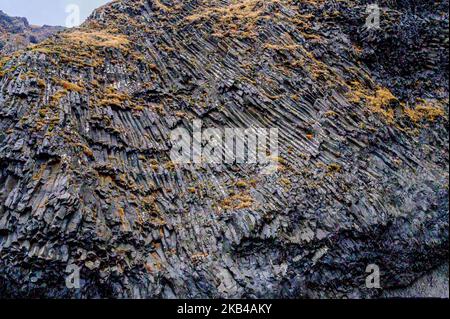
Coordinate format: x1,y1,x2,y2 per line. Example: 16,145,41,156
327,163,342,174
346,82,397,123
404,100,446,123
185,0,291,38
366,87,397,122
56,79,84,92
221,193,254,210
63,30,130,49
235,180,249,188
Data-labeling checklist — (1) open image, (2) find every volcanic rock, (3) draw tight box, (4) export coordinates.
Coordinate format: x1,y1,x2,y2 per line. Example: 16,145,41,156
0,0,448,298
0,10,64,56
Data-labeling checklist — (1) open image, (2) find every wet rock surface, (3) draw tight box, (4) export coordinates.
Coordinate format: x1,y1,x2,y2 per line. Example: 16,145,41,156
0,0,448,298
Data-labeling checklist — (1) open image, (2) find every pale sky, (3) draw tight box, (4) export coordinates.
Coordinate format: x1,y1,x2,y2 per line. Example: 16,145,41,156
0,0,111,27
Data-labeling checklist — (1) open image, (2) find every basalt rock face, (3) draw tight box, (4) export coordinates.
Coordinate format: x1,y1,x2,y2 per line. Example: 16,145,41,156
0,0,448,298
0,10,64,56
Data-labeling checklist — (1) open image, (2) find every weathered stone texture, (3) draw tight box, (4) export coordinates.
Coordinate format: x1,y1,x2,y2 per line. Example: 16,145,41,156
0,0,448,298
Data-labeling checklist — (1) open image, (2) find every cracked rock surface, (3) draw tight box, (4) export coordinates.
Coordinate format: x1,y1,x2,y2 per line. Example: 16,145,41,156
0,0,448,298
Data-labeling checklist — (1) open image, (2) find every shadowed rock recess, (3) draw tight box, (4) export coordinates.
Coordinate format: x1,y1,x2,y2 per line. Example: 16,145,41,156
0,0,448,298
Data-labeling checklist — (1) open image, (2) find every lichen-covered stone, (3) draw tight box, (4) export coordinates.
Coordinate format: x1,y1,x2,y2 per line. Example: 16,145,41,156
0,0,448,298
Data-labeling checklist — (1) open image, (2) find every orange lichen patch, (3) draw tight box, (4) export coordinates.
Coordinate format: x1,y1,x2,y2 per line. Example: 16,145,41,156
221,193,254,210
366,87,397,122
346,80,366,104
83,147,94,158
164,161,176,171
37,78,46,88
63,30,130,49
367,88,396,109
75,143,94,158
0,56,10,71
235,180,249,188
280,178,291,186
153,0,181,12
175,111,187,118
133,105,145,111
149,217,167,226
141,194,158,213
99,88,130,108
404,99,446,123
99,175,113,187
19,71,38,81
186,0,263,23
347,82,445,125
51,89,68,104
301,48,334,81
117,207,131,231
346,81,398,123
324,110,337,118
185,0,291,37
264,43,300,51
302,33,323,42
117,207,125,220
55,79,84,92
29,26,135,69
327,163,342,174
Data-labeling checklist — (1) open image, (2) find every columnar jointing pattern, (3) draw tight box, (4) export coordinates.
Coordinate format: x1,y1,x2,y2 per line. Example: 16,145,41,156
0,0,448,298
